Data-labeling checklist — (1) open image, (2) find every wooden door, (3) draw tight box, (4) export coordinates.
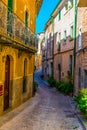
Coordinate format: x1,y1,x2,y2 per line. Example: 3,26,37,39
4,56,10,110
23,59,27,93
58,64,61,81
84,70,87,88
78,68,81,89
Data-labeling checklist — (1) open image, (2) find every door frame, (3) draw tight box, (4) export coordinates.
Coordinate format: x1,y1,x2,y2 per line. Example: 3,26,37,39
4,55,10,111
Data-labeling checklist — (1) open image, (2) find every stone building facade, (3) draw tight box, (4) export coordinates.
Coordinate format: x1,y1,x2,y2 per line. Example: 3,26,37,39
74,2,87,92
42,0,87,92
35,32,44,69
43,0,74,82
0,0,42,115
42,19,54,79
52,0,74,82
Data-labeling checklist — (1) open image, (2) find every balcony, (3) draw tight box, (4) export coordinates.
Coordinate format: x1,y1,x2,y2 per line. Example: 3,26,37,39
0,0,38,53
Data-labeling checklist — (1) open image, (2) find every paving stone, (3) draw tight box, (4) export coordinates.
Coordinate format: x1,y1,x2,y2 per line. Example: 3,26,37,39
0,70,83,130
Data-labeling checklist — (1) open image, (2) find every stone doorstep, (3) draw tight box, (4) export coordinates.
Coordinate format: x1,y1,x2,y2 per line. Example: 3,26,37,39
68,96,87,130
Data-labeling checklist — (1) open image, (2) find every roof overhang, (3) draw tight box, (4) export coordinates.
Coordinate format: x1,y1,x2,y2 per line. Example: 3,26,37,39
44,0,68,30
77,0,87,7
44,18,52,30
36,0,43,14
51,0,67,17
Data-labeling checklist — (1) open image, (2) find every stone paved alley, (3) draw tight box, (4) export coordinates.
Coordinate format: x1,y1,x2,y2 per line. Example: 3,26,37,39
0,70,83,130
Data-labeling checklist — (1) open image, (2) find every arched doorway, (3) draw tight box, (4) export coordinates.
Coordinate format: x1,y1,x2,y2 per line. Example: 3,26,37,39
4,55,10,110
23,59,27,93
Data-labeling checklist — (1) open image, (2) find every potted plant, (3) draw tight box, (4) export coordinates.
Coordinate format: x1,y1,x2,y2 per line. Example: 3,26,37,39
74,88,87,115
48,77,56,87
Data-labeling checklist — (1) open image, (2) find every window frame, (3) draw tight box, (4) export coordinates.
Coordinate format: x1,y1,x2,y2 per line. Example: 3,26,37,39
64,30,67,41
58,10,61,21
78,27,82,49
70,25,74,39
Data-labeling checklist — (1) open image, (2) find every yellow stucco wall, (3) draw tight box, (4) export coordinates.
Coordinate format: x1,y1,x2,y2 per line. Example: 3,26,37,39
14,0,36,32
0,0,41,115
0,46,35,115
2,0,36,32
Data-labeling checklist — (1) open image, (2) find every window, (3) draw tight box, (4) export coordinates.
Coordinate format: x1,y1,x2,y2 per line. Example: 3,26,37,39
71,26,73,38
8,0,13,11
71,0,73,7
78,27,82,49
69,55,72,75
51,62,53,77
78,68,81,89
58,10,61,21
64,30,67,41
25,11,29,27
62,72,64,77
58,64,61,81
50,39,53,56
57,33,58,44
84,70,87,88
23,59,27,93
58,33,61,51
65,4,68,11
59,33,61,43
7,0,13,36
68,0,73,9
52,18,54,32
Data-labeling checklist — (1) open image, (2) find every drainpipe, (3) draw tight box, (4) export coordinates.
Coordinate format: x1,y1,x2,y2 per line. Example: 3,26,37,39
73,0,77,93
51,16,54,78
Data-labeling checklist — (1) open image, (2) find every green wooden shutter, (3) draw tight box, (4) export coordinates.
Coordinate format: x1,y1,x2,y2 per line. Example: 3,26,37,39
8,0,13,11
25,12,28,27
58,10,61,21
7,0,13,36
71,0,73,7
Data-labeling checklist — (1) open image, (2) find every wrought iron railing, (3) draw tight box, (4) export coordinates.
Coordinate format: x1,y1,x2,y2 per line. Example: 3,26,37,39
0,0,38,49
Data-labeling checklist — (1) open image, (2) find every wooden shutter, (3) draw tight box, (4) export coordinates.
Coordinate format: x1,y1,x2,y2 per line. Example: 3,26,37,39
8,0,13,11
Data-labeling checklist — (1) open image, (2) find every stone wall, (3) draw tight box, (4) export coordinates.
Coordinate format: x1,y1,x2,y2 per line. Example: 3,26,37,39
75,7,87,92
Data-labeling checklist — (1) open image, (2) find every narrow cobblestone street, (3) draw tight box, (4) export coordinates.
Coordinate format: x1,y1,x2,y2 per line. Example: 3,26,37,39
0,70,82,130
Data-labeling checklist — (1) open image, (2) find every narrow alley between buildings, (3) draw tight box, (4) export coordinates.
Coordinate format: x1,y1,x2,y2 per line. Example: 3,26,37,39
0,69,82,130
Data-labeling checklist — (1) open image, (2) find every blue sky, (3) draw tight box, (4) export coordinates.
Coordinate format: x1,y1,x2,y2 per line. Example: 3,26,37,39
36,0,60,34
